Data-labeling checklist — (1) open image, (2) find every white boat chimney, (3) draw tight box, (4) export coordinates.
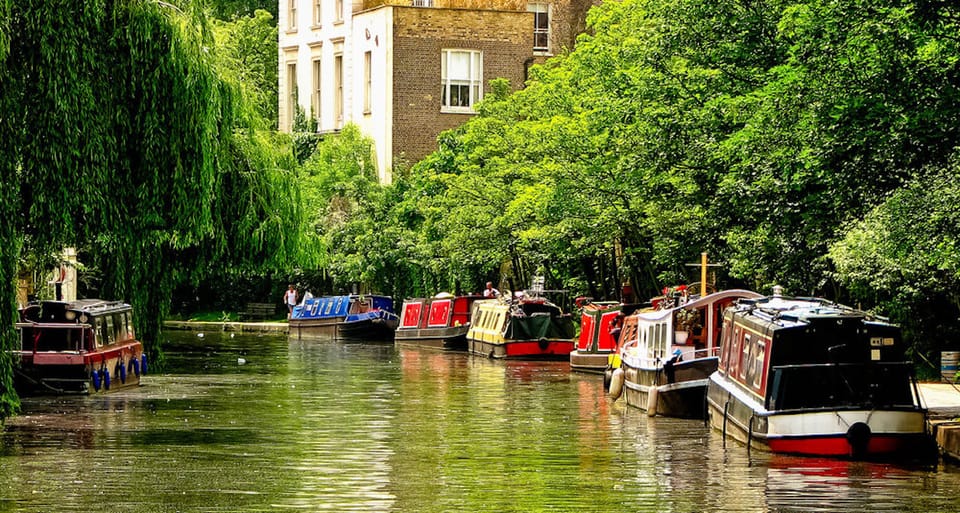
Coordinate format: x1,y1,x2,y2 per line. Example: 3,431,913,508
772,285,784,297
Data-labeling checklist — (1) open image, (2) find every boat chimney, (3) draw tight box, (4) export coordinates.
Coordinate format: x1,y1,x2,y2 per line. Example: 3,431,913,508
772,285,784,297
701,253,708,295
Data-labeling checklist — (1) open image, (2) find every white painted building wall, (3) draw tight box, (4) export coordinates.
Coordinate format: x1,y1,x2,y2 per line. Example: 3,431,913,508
350,8,394,183
279,0,395,184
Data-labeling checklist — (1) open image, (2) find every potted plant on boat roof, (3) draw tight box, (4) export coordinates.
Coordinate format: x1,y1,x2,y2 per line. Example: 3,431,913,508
674,308,701,344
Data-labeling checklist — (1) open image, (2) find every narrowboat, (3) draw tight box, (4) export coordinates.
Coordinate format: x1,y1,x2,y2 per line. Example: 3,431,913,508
466,294,576,360
706,289,934,460
290,294,398,341
395,293,484,350
15,299,146,395
569,299,629,373
612,288,762,418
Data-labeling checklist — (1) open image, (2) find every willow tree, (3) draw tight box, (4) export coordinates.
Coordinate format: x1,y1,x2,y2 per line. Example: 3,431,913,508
0,0,301,418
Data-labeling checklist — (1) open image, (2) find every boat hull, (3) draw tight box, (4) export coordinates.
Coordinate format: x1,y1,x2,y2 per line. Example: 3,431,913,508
395,325,469,350
15,342,144,395
338,317,398,342
622,357,717,418
707,373,933,459
569,350,611,373
289,317,341,339
468,338,574,360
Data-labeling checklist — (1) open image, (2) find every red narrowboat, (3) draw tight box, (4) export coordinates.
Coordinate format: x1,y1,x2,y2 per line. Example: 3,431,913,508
706,290,935,460
613,288,761,418
395,293,483,350
569,299,625,373
15,300,146,395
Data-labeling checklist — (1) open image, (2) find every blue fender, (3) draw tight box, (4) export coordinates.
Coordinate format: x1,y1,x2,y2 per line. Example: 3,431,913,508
118,360,127,384
130,357,140,377
91,370,101,391
102,368,111,390
141,354,148,375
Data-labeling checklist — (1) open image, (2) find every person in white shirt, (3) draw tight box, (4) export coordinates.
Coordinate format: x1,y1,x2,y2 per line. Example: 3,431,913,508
483,282,500,298
283,284,297,319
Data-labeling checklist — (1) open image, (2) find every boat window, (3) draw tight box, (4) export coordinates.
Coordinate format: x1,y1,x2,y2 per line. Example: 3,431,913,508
652,323,663,360
94,318,103,348
325,299,334,315
114,314,124,341
739,334,751,380
720,320,732,367
752,341,766,389
104,315,116,345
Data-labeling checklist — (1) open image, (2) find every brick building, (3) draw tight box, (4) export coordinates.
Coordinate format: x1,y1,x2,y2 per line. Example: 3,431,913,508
278,0,596,183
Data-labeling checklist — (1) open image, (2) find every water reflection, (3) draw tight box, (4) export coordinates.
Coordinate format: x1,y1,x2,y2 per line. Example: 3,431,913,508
0,330,957,512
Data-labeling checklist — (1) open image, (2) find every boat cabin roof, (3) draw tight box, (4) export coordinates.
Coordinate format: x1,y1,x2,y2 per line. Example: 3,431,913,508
731,296,880,329
633,289,762,323
19,299,131,324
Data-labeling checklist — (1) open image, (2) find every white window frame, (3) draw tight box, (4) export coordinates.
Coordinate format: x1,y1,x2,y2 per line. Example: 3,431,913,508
287,0,297,31
311,58,322,126
313,0,322,26
285,61,298,131
363,51,372,114
528,2,550,54
335,0,344,22
440,49,482,113
334,52,344,127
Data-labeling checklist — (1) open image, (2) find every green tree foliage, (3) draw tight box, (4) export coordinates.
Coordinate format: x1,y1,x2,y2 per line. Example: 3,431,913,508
203,0,277,20
0,0,301,416
830,161,960,361
211,9,279,127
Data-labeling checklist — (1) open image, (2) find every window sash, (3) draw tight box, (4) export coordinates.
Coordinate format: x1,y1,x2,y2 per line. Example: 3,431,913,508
312,59,321,124
441,49,482,110
529,3,550,52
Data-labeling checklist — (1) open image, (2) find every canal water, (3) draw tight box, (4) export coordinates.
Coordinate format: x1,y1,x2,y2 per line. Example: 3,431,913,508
1,330,959,512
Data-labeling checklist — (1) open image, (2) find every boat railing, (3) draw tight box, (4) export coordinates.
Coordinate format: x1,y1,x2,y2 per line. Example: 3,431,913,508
15,322,90,353
680,346,720,361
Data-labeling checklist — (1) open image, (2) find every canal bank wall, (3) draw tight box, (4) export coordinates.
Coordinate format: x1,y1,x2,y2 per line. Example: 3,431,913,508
923,383,960,463
162,319,960,462
163,320,289,333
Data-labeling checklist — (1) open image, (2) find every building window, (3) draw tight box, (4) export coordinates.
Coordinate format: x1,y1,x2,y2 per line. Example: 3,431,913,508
363,51,372,114
335,0,344,22
412,0,433,6
313,0,322,26
334,52,344,127
440,49,482,112
287,0,297,31
528,3,550,53
312,58,322,126
286,62,298,131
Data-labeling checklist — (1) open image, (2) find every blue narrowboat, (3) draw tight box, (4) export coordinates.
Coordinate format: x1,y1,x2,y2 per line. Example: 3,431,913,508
290,294,398,341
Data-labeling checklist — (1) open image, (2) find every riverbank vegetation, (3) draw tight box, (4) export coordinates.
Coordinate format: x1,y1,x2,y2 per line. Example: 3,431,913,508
2,0,959,417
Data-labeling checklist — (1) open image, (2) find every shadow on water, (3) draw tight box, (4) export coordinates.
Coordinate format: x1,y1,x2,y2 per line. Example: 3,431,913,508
0,330,957,512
